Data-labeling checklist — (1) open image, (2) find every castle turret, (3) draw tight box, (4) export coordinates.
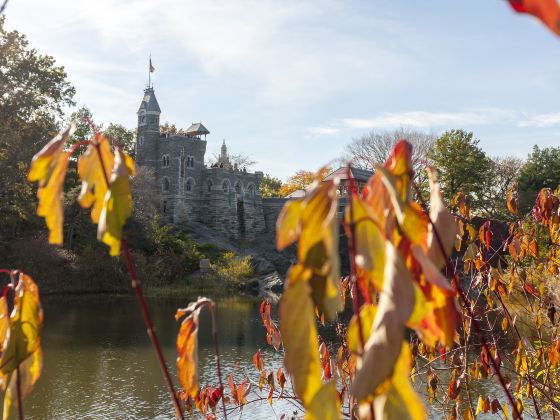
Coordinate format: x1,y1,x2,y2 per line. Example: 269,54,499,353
136,87,161,168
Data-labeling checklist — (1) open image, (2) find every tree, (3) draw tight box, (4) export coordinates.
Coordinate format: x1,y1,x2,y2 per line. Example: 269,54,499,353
0,17,75,237
345,128,436,200
68,105,95,148
480,156,524,219
228,153,256,169
428,129,492,212
160,122,187,136
345,127,435,172
260,174,283,198
279,170,315,197
518,145,560,213
279,167,330,197
104,123,135,157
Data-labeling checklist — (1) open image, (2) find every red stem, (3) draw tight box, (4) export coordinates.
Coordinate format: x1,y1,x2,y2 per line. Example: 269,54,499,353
91,142,184,419
122,240,185,419
412,182,521,419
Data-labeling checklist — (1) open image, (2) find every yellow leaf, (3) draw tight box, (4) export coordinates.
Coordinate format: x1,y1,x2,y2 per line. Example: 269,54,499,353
503,402,510,420
279,275,322,406
463,408,474,420
359,343,427,420
276,199,303,250
501,316,508,332
77,134,115,224
350,242,415,401
376,166,428,246
98,149,135,256
346,196,385,290
347,304,377,355
0,273,43,420
307,381,341,420
475,396,484,415
28,124,74,244
298,181,338,268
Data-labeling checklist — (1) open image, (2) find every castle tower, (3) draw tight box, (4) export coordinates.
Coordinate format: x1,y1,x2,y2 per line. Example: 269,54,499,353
136,87,161,170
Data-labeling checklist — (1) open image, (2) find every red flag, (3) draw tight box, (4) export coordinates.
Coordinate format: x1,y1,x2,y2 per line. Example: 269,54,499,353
508,0,560,36
149,58,155,73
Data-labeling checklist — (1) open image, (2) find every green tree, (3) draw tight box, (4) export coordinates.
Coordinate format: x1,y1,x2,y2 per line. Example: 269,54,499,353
0,17,75,237
260,174,283,198
428,130,492,212
104,123,135,157
68,105,95,148
518,145,560,213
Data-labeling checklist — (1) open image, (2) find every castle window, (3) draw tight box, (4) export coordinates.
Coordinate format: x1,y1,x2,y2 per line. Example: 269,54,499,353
187,156,195,168
222,180,230,193
247,184,254,197
141,115,145,123
186,179,193,192
162,200,167,213
155,116,159,125
162,154,170,168
162,177,170,192
139,136,144,146
234,182,241,194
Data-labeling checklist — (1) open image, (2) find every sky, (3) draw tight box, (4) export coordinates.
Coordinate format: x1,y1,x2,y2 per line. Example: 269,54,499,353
4,0,560,180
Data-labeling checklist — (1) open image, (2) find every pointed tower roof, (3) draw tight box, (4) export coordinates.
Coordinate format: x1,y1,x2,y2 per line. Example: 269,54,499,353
138,87,161,113
185,122,210,136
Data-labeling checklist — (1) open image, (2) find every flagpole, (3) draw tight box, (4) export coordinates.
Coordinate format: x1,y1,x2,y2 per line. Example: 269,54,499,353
148,54,151,88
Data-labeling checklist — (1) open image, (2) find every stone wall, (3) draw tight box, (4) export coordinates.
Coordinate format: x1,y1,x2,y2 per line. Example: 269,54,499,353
262,198,288,234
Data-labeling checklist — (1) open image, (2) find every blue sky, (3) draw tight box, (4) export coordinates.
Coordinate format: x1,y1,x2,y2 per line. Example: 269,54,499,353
5,0,560,180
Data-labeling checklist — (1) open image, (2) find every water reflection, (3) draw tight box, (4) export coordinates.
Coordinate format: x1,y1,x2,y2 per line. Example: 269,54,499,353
22,294,289,419
17,294,509,419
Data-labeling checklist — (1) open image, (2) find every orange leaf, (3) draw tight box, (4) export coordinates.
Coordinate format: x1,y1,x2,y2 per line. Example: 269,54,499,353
509,0,560,37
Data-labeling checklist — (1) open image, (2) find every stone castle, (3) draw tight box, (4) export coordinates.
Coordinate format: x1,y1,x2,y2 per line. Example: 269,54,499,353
135,86,283,240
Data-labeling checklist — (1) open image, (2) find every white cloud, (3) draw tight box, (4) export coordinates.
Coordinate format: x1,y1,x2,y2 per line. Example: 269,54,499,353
6,0,417,107
342,109,516,129
307,126,340,135
517,112,560,127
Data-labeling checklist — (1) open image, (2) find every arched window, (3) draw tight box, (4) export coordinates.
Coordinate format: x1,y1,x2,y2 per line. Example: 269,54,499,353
247,184,255,197
234,182,241,194
162,154,170,168
207,180,213,192
162,177,170,192
186,179,193,192
222,180,230,193
139,136,144,146
187,156,195,168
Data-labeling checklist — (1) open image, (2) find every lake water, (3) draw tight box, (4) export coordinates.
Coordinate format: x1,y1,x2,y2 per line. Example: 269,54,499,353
18,294,511,419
